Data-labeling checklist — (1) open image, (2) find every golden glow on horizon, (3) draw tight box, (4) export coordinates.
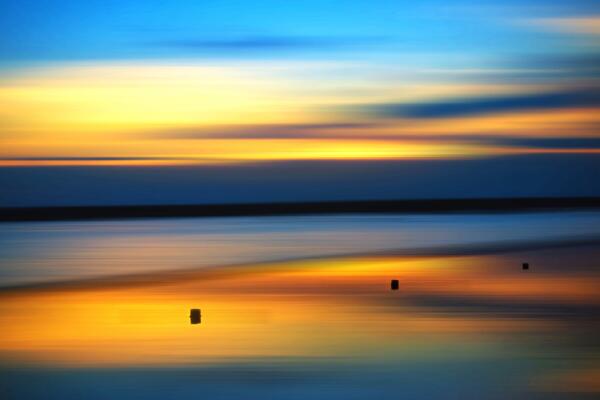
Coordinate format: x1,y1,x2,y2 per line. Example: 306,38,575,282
0,146,597,166
0,138,500,164
1,63,599,166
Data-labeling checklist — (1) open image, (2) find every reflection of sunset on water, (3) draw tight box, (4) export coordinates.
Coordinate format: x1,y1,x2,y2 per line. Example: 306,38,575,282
1,245,598,391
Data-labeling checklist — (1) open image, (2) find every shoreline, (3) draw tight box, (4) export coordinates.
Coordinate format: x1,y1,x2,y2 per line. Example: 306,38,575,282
2,197,600,223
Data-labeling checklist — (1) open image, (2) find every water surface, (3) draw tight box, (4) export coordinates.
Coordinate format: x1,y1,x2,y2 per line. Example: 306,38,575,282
1,212,599,399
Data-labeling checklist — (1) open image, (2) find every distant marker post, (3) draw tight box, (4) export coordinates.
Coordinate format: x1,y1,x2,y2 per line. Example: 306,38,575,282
190,308,201,324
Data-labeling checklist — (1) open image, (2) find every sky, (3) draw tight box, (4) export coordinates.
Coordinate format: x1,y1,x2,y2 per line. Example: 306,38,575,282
0,0,599,206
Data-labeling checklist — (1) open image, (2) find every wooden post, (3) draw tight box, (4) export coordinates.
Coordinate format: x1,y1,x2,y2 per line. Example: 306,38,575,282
190,308,201,324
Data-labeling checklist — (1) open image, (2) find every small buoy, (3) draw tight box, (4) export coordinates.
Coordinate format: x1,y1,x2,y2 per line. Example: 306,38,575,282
391,279,399,290
190,308,201,324
522,262,529,270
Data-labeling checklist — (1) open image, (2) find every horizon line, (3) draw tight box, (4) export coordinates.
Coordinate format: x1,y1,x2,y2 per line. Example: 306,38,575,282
1,196,600,223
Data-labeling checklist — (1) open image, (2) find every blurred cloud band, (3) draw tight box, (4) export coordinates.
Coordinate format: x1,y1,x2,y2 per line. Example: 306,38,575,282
370,89,600,119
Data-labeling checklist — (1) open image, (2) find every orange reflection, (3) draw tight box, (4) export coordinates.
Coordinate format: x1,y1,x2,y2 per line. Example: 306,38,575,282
1,251,595,367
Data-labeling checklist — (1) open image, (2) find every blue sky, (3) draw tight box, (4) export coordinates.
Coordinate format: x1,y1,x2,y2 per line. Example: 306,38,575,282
0,0,598,205
1,0,597,61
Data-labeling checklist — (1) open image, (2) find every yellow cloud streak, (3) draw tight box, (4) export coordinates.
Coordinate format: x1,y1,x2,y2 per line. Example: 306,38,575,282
0,139,495,166
374,107,600,137
2,63,599,166
0,63,317,138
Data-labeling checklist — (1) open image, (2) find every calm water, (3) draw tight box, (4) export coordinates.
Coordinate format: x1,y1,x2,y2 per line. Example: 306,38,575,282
0,212,599,399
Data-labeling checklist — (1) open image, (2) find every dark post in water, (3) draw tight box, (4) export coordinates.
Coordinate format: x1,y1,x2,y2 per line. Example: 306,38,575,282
391,279,399,290
522,262,529,270
190,308,201,324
